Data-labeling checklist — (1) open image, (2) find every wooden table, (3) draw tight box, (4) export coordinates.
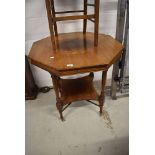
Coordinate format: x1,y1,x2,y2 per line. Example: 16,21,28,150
28,32,123,121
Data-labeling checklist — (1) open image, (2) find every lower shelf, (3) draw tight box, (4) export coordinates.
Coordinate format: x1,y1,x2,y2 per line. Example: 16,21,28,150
59,75,99,104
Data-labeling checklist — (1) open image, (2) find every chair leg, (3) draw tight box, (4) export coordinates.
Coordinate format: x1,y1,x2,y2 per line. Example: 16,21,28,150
56,101,64,121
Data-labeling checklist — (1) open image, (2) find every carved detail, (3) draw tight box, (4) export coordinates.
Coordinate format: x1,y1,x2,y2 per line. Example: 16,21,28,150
51,74,60,100
51,70,107,121
56,100,64,121
51,74,64,120
98,95,104,114
98,70,107,114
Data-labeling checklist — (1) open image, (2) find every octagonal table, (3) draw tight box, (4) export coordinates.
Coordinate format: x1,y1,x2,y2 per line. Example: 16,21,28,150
28,32,123,121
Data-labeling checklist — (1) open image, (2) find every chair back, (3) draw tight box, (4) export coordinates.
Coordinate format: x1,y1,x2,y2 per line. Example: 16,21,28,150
45,0,100,50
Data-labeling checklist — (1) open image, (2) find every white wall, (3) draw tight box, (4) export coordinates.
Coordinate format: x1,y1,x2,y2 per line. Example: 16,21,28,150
26,0,118,87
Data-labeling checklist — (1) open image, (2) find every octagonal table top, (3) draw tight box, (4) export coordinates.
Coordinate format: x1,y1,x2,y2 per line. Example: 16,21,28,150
28,32,123,76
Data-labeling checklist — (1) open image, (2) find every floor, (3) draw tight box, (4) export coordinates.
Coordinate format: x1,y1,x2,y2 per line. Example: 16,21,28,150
26,87,129,155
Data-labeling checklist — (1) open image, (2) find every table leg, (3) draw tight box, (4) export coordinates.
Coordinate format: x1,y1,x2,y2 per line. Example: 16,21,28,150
51,74,64,121
56,101,64,121
99,70,107,114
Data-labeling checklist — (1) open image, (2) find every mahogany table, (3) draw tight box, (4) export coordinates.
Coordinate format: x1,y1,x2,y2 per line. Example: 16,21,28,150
28,32,123,121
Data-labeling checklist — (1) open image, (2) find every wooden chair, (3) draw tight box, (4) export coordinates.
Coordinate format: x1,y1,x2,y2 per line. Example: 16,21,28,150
45,0,100,50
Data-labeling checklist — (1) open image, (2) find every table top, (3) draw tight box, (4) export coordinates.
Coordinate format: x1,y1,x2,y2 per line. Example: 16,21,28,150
28,32,123,76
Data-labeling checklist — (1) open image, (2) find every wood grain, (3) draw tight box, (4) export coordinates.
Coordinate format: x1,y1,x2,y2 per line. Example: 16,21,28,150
28,32,123,76
59,74,99,104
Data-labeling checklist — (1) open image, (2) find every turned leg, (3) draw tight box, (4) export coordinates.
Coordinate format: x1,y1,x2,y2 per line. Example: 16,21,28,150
51,74,64,121
99,96,104,115
56,101,64,121
99,70,107,114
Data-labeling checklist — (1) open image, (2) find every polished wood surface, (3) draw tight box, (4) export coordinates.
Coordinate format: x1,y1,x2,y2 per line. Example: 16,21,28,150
28,32,123,120
29,32,123,76
28,1,124,121
60,74,99,104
